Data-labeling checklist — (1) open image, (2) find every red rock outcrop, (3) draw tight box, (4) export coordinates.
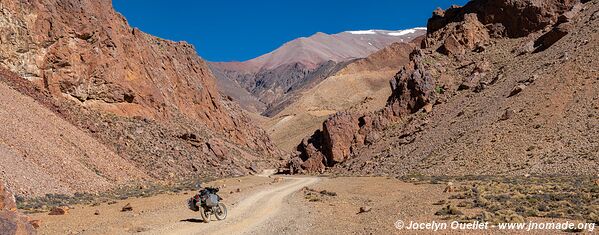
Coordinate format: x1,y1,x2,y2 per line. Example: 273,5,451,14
0,0,276,155
427,0,578,37
291,44,437,173
532,3,582,52
291,0,585,173
293,51,436,172
321,113,362,164
430,13,490,56
387,50,437,116
0,0,282,198
0,183,36,235
426,0,579,56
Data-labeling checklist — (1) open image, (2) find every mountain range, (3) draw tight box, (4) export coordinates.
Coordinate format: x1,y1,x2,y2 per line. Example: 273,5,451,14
209,28,426,115
1,0,598,233
290,0,599,176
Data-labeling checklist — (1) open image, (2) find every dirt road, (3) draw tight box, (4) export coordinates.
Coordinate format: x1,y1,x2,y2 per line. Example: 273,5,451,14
152,177,319,235
32,176,319,235
32,176,595,235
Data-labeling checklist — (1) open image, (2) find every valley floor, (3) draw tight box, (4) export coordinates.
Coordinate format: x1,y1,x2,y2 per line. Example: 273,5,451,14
30,176,595,234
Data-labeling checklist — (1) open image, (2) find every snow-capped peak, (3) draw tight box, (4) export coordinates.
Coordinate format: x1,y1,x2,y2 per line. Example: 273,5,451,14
347,30,378,35
346,27,426,36
387,27,427,36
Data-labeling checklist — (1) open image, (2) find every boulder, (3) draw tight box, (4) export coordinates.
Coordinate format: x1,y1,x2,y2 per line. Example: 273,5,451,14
0,184,36,235
28,220,40,229
459,74,482,91
322,113,362,164
48,207,69,215
359,206,372,213
423,103,434,113
292,112,376,172
438,35,465,56
513,41,536,55
288,156,306,175
295,137,328,173
534,22,574,52
249,163,260,173
435,205,464,216
121,203,133,212
431,13,490,56
388,52,436,116
500,109,516,121
509,84,527,97
443,182,455,193
364,131,382,145
301,152,326,174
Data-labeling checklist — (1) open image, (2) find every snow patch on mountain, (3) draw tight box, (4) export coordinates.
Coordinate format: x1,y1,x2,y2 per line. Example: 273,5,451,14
347,30,378,35
346,27,426,36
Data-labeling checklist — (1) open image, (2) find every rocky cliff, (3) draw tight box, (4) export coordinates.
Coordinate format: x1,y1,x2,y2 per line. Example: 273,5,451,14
0,0,280,196
291,0,598,175
0,0,276,153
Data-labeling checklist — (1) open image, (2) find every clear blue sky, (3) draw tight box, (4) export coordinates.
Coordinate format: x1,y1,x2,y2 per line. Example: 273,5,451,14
113,0,468,62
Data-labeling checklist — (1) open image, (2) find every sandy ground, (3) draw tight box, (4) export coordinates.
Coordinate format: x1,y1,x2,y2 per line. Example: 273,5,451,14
31,175,319,235
31,176,593,235
31,176,274,235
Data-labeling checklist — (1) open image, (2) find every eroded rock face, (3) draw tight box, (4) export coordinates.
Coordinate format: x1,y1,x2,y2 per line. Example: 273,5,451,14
291,45,442,172
0,0,276,155
291,48,439,173
295,114,359,173
387,50,437,116
427,0,578,38
321,113,362,164
425,0,579,56
294,109,397,173
0,183,36,235
291,0,582,173
429,13,490,56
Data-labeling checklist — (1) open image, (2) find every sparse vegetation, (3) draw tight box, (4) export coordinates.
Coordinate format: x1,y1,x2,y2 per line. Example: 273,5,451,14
434,85,445,94
404,175,599,224
302,187,337,202
435,205,464,216
16,177,214,213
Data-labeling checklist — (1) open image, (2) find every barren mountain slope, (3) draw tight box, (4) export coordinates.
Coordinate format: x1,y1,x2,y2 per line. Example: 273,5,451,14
0,0,281,198
238,29,425,70
1,68,278,198
291,0,598,175
0,0,277,154
265,41,419,151
209,28,426,115
0,79,147,197
211,67,266,113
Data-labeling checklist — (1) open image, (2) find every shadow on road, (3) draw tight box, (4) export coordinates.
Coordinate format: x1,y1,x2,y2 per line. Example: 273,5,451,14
180,218,205,223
